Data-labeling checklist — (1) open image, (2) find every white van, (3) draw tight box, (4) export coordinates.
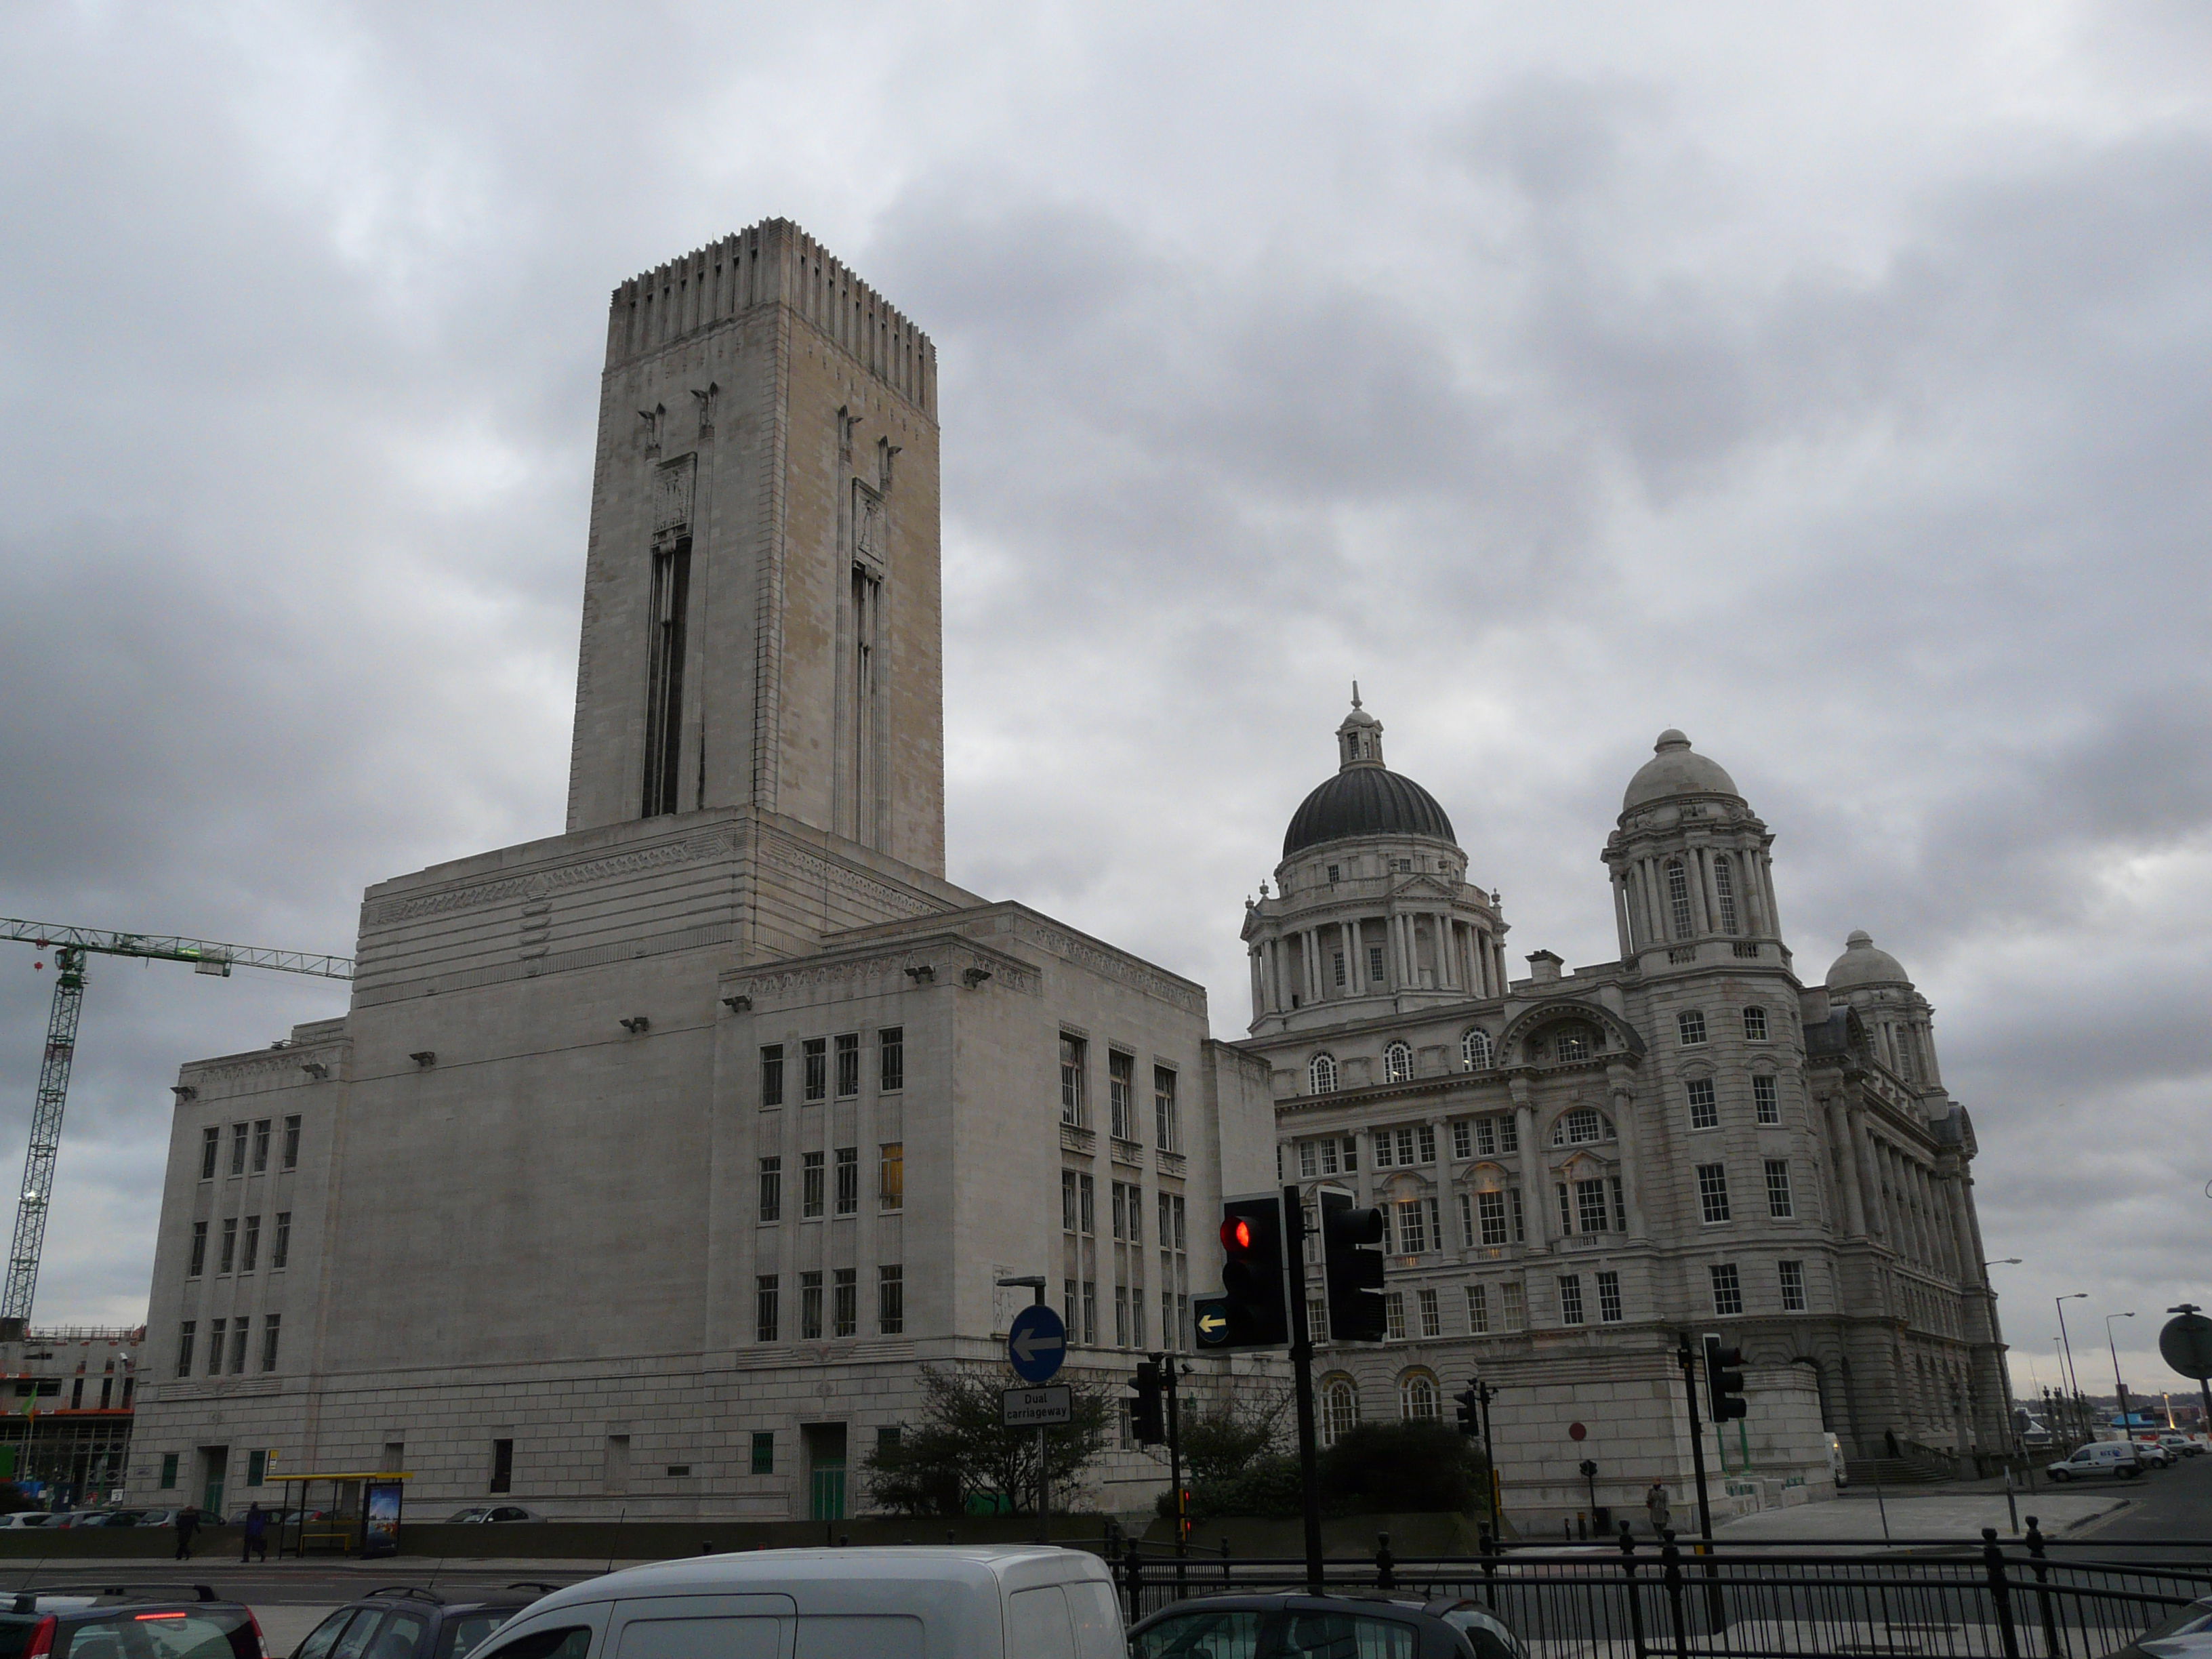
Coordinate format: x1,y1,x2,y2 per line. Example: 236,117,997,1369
473,1546,1123,1659
2047,1441,2144,1481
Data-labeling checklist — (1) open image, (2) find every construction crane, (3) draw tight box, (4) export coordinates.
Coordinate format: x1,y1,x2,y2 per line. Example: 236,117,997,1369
1,920,354,1322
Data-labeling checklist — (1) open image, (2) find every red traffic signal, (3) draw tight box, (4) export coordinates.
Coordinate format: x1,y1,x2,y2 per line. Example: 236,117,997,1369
1223,1216,1254,1252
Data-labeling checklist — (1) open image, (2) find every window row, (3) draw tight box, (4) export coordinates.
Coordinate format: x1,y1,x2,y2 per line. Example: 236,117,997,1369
754,1265,902,1340
1059,1277,1192,1351
1685,1073,1782,1128
1662,854,1750,940
1061,1173,1187,1250
1059,1035,1180,1151
186,1212,291,1277
758,1145,901,1220
1694,1159,1797,1225
176,1313,280,1378
198,1116,302,1180
760,1029,902,1106
1675,1006,1775,1046
1709,1259,1808,1315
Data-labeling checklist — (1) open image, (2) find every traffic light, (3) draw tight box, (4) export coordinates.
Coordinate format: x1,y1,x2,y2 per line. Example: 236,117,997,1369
1703,1334,1748,1421
1201,1194,1290,1349
1131,1359,1166,1445
1454,1380,1482,1438
1319,1189,1388,1342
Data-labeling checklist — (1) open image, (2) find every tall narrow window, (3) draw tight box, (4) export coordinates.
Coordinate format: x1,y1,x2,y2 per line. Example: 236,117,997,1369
220,1218,237,1274
229,1124,248,1176
251,1120,271,1172
1368,945,1386,983
1741,1005,1769,1042
1710,1263,1744,1317
1667,861,1694,939
1778,1260,1807,1311
834,1147,859,1214
1462,1029,1494,1070
760,1045,785,1107
1308,1053,1338,1094
1153,1067,1179,1152
490,1438,514,1494
1477,1189,1508,1244
1385,1042,1412,1083
800,1271,823,1339
1713,855,1739,935
758,1157,782,1221
1596,1271,1624,1324
200,1126,220,1180
1465,1284,1490,1333
878,1027,903,1092
848,564,880,841
1417,1288,1441,1337
282,1115,301,1168
176,1322,196,1378
878,1265,904,1334
1559,1274,1585,1325
1500,1281,1526,1330
228,1318,249,1374
641,535,692,817
1060,1034,1087,1125
241,1214,260,1273
188,1222,207,1278
270,1212,291,1270
260,1313,281,1372
1687,1078,1719,1129
802,1151,825,1218
756,1275,780,1342
1753,1075,1780,1124
1765,1158,1795,1218
1698,1164,1732,1224
803,1039,827,1102
879,1143,903,1211
834,1033,860,1098
1109,1052,1136,1140
832,1267,857,1336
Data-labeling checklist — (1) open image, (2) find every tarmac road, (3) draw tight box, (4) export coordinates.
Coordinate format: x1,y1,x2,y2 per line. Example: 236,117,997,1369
2076,1448,2212,1549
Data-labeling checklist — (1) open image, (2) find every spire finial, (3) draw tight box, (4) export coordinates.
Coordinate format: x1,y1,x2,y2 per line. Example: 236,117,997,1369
1350,680,1362,711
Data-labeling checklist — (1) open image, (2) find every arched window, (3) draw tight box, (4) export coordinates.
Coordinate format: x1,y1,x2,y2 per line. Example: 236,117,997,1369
1399,1372,1440,1422
1713,855,1740,935
1461,1028,1494,1070
1323,1378,1359,1446
1309,1052,1338,1094
1551,1107,1613,1146
1536,1020,1598,1063
1667,860,1694,939
1384,1042,1412,1083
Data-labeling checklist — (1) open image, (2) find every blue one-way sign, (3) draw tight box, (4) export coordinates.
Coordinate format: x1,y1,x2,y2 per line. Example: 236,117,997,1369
1007,1303,1067,1383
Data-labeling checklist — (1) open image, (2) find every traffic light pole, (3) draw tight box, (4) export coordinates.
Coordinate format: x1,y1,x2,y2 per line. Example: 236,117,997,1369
1282,1183,1324,1589
1164,1357,1187,1571
1676,1339,1714,1545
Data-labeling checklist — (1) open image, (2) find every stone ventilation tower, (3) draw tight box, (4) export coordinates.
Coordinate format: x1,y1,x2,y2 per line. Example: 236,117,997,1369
1601,730,1788,973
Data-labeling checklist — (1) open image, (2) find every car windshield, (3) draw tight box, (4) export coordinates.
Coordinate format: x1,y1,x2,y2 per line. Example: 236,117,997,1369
447,1510,489,1522
1439,1608,1523,1659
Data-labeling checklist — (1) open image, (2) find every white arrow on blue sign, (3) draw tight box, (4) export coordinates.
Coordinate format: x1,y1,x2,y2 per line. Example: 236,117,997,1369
1007,1303,1067,1384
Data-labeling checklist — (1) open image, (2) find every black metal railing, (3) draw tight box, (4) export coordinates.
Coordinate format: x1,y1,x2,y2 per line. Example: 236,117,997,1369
1107,1519,2212,1658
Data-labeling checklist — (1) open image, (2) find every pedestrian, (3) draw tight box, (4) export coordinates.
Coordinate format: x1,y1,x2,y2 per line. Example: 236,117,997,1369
1645,1481,1671,1537
241,1501,267,1563
174,1503,199,1561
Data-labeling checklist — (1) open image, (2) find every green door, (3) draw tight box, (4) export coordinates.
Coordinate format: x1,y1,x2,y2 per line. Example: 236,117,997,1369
808,1463,845,1521
199,1447,228,1518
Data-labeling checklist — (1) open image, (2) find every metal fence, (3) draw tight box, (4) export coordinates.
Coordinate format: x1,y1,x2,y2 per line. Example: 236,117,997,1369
1105,1522,2212,1659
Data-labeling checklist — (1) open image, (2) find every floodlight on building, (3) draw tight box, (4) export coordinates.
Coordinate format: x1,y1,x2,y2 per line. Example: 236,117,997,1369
619,1016,651,1034
962,968,992,987
409,1052,436,1069
720,996,752,1012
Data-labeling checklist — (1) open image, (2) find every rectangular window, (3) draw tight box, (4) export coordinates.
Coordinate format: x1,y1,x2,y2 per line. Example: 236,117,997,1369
1372,1131,1395,1169
1451,1120,1472,1160
228,1317,248,1374
241,1214,260,1273
1062,1170,1079,1233
834,1147,859,1214
1779,1260,1807,1312
219,1217,237,1274
1060,1033,1086,1125
1559,1274,1585,1325
1114,1285,1130,1347
879,1143,903,1212
1417,1287,1441,1338
1416,1125,1437,1164
1368,945,1386,983
1109,1052,1136,1141
834,1033,860,1099
1597,1271,1623,1324
641,533,691,814
1698,1163,1732,1224
1081,1280,1097,1345
159,1452,180,1489
760,1044,785,1107
878,1027,904,1092
1457,1191,1473,1246
1298,1141,1317,1179
1753,1075,1780,1124
1765,1158,1795,1218
1500,1281,1527,1330
200,1126,220,1180
758,1156,782,1221
1473,1187,1507,1246
1170,1193,1185,1249
1498,1115,1519,1153
1687,1078,1719,1128
1742,1005,1769,1041
188,1221,207,1277
1509,1186,1525,1242
802,1151,825,1218
175,1322,196,1378
1063,1277,1078,1332
251,1120,271,1172
1610,1176,1628,1234
751,1431,775,1474
800,1271,823,1339
1396,1127,1417,1166
1128,1184,1144,1246
1473,1117,1496,1157
490,1439,513,1494
229,1123,249,1175
1466,1284,1490,1333
1080,1173,1095,1235
1677,1010,1708,1046
756,1275,779,1342
1576,1179,1610,1235
1396,1199,1428,1254
878,1264,904,1334
1556,1183,1574,1236
270,1212,290,1271
282,1114,300,1168
1385,1291,1406,1340
1132,1288,1147,1348
1154,1067,1179,1152
1333,952,1346,986
1710,1263,1744,1316
802,1038,827,1103
833,1268,857,1336
1111,1182,1126,1242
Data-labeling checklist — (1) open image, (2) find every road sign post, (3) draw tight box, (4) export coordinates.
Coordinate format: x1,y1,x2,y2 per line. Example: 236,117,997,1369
998,1277,1059,1542
2161,1305,2212,1442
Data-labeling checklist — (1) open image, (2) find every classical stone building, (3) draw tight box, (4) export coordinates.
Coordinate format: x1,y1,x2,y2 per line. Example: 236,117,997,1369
125,221,1275,1521
1242,704,2008,1526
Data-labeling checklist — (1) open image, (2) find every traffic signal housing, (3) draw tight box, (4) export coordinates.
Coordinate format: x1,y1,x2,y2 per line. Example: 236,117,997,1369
1454,1381,1482,1438
1206,1194,1290,1349
1319,1189,1388,1343
1131,1359,1166,1446
1704,1334,1748,1421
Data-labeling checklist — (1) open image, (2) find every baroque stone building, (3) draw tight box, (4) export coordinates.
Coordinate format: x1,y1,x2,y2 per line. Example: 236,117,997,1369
1242,703,2007,1525
125,221,1275,1521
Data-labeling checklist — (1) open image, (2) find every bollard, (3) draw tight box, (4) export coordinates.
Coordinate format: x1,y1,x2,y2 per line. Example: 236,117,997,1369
1375,1532,1395,1590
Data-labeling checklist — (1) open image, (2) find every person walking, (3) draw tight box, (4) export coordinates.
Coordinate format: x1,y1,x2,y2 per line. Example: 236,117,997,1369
241,1502,267,1563
173,1503,200,1561
1645,1480,1671,1537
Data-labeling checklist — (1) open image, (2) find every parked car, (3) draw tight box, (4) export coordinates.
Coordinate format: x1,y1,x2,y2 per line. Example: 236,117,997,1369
0,1511,64,1528
445,1507,539,1525
2158,1434,2204,1458
469,1547,1120,1659
2048,1441,2146,1481
1131,1593,1532,1659
2134,1439,2178,1468
2102,1592,2212,1659
293,1584,560,1659
0,1583,260,1659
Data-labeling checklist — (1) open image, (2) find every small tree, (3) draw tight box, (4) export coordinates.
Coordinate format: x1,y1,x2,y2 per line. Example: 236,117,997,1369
1181,1385,1293,1485
862,1365,1115,1516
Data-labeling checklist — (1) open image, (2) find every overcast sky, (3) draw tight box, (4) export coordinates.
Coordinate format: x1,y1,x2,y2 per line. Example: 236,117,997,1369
3,1,2208,1404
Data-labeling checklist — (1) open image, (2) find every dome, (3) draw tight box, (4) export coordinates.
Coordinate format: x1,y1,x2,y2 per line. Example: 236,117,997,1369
1827,929,1910,990
1284,766,1457,857
1622,729,1741,811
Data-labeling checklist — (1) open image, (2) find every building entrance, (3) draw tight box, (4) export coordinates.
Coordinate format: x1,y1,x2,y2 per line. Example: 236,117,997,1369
802,1423,846,1521
197,1446,227,1517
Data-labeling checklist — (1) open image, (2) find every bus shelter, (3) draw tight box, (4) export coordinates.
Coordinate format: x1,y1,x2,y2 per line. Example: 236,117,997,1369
268,1471,410,1557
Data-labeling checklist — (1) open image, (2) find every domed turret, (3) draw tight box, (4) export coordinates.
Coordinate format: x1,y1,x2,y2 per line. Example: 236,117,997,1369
1282,688,1458,857
1601,729,1784,971
1824,930,1942,1088
1827,929,1910,990
1623,730,1741,811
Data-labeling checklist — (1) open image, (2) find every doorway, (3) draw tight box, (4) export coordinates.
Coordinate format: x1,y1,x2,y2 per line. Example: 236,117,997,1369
197,1446,228,1517
802,1423,846,1521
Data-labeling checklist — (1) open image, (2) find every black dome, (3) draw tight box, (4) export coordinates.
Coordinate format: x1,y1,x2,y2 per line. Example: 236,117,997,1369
1283,767,1458,858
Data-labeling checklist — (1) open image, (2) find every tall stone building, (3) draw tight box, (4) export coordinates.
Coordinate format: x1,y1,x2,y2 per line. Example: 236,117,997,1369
127,222,1275,1521
1242,703,2007,1524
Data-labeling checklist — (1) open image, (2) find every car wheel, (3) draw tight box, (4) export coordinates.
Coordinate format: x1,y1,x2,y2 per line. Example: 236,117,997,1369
2049,1470,2070,1482
2121,1467,2140,1479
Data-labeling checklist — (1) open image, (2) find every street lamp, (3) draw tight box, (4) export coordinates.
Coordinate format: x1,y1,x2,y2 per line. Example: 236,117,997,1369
2106,1312,2137,1442
2056,1295,2089,1446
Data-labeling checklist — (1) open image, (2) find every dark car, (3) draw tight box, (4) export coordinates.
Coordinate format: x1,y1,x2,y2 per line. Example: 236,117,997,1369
0,1584,260,1659
292,1586,558,1659
1129,1592,1530,1659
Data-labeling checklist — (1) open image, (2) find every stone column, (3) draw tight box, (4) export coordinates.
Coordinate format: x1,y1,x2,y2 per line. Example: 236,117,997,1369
1852,1113,1885,1240
1609,1070,1646,1239
1825,1096,1866,1235
1612,874,1634,956
1512,1082,1547,1251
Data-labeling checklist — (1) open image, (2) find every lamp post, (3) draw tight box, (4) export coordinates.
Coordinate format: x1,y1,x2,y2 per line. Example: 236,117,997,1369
2056,1295,2089,1447
2105,1313,2136,1444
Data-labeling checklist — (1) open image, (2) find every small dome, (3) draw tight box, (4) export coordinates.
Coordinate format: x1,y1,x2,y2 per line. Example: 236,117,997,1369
1284,767,1457,857
1827,929,1911,990
1622,730,1741,811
